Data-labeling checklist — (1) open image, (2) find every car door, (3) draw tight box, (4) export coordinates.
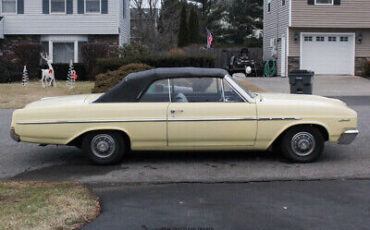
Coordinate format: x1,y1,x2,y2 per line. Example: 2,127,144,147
125,78,170,149
167,77,257,148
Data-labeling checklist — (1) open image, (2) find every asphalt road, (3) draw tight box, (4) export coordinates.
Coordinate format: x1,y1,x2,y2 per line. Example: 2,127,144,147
82,180,370,230
1,96,369,183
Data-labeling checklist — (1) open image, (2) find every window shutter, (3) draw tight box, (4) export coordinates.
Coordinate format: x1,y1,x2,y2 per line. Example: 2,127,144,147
67,0,73,14
122,0,125,18
43,0,49,14
334,0,341,5
102,0,108,14
78,0,84,14
307,0,314,5
17,0,24,14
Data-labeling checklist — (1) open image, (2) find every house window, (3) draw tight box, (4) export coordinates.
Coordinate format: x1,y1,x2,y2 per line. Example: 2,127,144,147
267,0,271,12
50,0,66,13
316,36,325,42
53,42,74,63
2,0,16,13
304,36,313,42
315,0,333,5
328,36,337,42
282,0,286,6
340,36,349,42
86,0,101,13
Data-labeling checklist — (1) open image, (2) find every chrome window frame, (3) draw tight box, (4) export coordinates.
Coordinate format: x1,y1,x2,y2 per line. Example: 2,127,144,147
224,75,254,103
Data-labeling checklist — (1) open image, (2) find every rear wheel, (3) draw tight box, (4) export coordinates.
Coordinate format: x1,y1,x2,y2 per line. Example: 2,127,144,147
280,126,324,163
82,131,126,165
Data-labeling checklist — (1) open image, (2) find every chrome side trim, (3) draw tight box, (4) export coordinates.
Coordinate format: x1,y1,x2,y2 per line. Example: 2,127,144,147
17,117,301,125
17,119,167,125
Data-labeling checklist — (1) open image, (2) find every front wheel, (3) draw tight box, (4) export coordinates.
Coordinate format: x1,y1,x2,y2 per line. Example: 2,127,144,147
280,127,324,163
82,131,126,165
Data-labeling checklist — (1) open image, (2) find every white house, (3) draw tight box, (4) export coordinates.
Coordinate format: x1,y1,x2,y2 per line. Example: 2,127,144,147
0,0,130,63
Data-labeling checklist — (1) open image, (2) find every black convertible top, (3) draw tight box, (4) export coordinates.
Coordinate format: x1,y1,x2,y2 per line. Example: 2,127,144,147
95,67,229,103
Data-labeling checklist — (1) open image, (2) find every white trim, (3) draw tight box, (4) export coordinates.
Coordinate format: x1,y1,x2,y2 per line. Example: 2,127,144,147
50,0,67,14
85,0,102,14
280,36,287,77
314,0,333,5
289,0,292,26
300,32,355,75
1,0,17,14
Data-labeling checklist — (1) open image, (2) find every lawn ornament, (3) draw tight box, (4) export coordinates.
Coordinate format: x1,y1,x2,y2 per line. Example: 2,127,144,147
66,60,77,89
22,65,29,86
40,53,56,88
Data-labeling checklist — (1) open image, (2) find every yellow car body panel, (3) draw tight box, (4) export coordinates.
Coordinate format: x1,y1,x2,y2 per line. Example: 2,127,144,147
11,92,358,151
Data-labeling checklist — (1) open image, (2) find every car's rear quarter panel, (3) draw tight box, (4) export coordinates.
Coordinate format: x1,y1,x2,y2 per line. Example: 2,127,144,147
12,103,169,148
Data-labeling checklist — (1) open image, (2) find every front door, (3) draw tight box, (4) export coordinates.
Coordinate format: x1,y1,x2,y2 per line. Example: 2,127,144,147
167,77,257,147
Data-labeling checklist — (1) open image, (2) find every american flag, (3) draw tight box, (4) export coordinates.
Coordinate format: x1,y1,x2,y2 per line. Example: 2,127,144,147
206,28,214,49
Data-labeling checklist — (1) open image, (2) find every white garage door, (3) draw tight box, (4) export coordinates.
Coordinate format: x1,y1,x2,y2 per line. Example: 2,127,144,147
301,33,355,75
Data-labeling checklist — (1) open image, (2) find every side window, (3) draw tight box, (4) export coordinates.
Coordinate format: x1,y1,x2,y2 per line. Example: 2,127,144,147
223,79,245,103
170,78,222,103
140,79,170,102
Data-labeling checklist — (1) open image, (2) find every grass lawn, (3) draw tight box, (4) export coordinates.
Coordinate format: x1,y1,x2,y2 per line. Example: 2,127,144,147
0,81,94,109
0,78,263,109
0,181,100,230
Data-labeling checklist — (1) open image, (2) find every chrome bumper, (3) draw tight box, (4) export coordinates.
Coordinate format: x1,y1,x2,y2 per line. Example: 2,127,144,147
338,129,359,145
10,127,20,142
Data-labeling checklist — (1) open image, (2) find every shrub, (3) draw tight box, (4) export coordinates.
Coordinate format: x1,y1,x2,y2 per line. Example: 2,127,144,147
0,57,22,83
40,63,87,81
96,54,215,74
12,43,41,79
92,63,153,93
118,41,149,59
81,43,110,81
363,60,370,77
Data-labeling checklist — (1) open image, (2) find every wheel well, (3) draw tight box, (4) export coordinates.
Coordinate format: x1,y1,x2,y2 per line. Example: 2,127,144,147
271,124,329,149
68,130,131,150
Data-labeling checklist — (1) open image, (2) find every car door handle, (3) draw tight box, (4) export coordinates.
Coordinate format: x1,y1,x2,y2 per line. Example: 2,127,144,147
170,109,184,114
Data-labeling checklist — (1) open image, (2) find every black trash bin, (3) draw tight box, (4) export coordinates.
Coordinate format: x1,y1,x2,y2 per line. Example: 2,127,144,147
288,70,314,94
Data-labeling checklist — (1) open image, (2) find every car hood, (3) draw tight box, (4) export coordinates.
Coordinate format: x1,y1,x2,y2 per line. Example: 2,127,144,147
257,93,347,107
24,94,102,109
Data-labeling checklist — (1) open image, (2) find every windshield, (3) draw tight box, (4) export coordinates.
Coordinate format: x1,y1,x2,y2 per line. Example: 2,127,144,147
225,75,256,99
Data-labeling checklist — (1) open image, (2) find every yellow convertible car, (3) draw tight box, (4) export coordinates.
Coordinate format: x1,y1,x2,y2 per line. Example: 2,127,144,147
10,68,358,164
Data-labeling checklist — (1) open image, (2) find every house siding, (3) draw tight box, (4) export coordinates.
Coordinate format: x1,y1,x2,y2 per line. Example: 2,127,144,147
263,0,290,76
0,0,121,35
291,0,370,28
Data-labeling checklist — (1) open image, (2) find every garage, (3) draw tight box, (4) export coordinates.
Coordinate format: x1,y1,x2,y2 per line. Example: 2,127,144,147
300,33,355,75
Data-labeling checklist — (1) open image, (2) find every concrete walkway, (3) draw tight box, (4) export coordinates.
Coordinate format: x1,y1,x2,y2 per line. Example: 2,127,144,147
243,75,370,96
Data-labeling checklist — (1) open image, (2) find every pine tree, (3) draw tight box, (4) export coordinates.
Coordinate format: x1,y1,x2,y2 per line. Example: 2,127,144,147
177,4,189,47
22,65,29,86
66,60,75,89
188,7,200,44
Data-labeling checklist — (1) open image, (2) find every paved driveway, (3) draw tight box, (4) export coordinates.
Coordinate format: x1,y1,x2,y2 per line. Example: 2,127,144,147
1,75,369,182
1,96,369,183
243,75,370,96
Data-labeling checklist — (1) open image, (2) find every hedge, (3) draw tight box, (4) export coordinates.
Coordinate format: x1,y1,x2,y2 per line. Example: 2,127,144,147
0,58,22,83
96,55,215,74
93,63,153,93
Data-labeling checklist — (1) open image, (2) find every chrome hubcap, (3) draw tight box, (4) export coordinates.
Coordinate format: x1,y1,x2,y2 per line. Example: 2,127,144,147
291,132,316,157
91,134,116,159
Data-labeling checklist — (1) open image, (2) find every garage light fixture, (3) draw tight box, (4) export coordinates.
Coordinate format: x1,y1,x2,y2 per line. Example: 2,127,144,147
294,33,299,43
357,33,363,44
